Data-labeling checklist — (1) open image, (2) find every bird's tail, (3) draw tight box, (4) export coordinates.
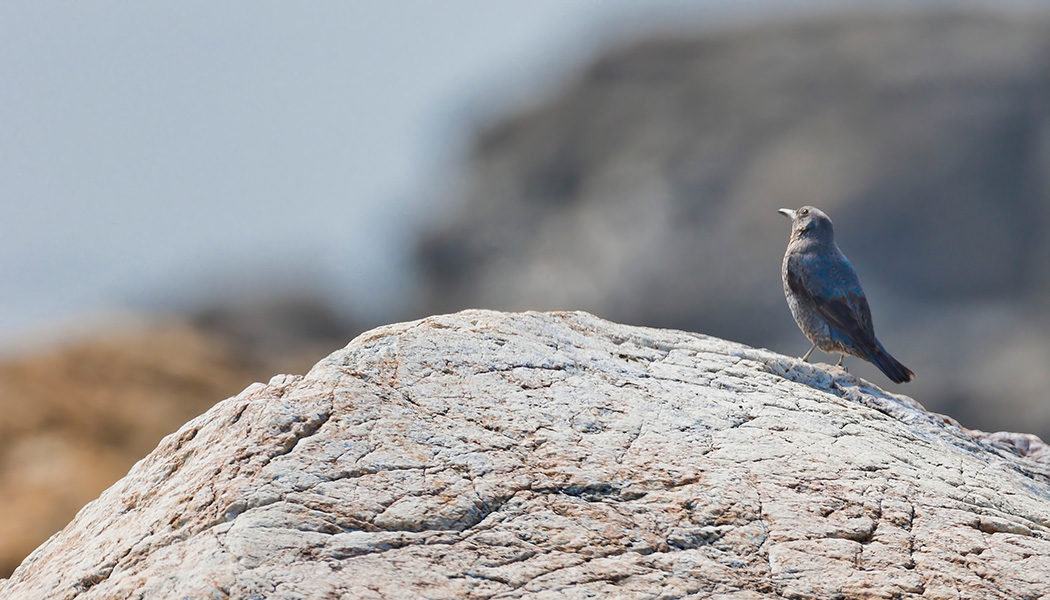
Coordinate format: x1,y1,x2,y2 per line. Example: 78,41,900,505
867,341,915,384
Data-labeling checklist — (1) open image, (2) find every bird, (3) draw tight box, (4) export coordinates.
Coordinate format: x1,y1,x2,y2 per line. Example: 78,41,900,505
778,206,914,383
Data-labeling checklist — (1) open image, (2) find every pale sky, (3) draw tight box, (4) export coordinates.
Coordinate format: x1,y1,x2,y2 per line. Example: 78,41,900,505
0,0,1028,345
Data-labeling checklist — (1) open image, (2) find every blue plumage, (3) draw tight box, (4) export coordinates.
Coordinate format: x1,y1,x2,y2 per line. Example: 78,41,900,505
778,206,914,384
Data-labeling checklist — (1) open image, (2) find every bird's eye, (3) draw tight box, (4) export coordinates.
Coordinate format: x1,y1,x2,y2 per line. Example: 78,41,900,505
799,208,809,216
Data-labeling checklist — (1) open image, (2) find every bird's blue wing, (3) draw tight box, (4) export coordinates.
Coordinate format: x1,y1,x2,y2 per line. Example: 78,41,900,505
786,255,877,350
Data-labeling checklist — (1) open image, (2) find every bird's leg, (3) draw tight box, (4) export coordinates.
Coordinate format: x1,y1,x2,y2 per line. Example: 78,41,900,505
801,344,816,362
836,354,845,367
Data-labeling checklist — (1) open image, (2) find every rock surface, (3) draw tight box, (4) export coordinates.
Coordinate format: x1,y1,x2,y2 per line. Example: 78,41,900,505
414,10,1050,438
4,310,1050,599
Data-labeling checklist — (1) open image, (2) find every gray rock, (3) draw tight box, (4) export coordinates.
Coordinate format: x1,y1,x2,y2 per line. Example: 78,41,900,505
3,310,1050,599
414,11,1050,437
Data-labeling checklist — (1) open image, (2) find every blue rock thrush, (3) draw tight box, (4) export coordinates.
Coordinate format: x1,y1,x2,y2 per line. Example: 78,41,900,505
778,206,914,383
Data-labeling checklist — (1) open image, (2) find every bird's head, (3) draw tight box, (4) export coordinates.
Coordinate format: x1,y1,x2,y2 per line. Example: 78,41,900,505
777,205,835,243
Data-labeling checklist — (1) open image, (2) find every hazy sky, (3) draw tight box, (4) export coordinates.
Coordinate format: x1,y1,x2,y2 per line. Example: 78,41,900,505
0,0,1023,345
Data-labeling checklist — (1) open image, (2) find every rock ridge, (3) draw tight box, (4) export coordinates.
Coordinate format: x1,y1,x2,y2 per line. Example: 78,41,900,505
2,310,1050,599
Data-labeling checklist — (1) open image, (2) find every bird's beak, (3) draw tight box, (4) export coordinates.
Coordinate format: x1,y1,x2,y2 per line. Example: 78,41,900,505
777,208,796,220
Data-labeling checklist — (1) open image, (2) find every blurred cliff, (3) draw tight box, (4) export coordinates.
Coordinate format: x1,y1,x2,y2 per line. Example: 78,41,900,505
417,10,1050,439
5,6,1050,580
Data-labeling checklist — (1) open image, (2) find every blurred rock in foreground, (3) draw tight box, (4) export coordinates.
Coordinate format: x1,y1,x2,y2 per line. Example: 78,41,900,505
0,295,358,578
415,11,1050,438
3,310,1050,599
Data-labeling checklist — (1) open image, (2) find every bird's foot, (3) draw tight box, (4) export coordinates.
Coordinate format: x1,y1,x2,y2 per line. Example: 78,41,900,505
800,344,817,363
835,354,849,373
